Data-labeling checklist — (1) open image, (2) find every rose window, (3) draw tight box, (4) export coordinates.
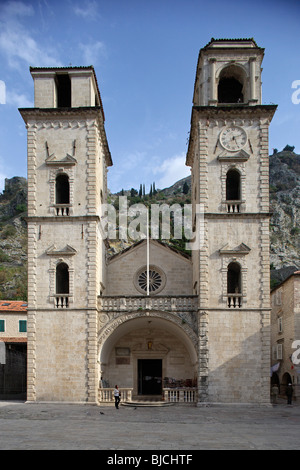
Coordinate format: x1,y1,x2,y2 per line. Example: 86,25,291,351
135,266,166,294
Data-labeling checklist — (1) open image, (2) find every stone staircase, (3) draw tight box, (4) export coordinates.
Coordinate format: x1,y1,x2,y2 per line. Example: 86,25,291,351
121,395,174,407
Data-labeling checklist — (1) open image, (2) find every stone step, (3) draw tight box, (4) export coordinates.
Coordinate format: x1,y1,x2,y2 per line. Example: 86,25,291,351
121,401,174,407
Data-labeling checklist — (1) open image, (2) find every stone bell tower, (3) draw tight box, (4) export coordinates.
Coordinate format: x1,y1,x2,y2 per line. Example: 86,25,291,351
20,66,112,403
186,39,277,404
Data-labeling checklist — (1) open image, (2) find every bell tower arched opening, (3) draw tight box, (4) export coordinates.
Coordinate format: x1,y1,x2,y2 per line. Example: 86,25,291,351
218,65,247,104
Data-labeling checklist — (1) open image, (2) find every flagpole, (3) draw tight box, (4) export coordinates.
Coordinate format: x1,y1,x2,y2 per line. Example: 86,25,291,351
147,208,149,296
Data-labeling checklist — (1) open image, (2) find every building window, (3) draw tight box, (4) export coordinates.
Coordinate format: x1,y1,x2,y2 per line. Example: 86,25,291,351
226,169,241,212
55,174,70,215
278,317,283,333
19,320,27,333
0,320,5,332
138,269,162,293
56,262,69,294
276,343,283,360
55,262,69,308
134,265,166,295
56,174,70,205
227,261,242,308
56,74,71,108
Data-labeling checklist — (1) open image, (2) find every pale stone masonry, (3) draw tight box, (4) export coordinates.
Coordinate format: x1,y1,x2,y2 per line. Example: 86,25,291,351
20,66,112,403
19,40,277,405
186,38,276,404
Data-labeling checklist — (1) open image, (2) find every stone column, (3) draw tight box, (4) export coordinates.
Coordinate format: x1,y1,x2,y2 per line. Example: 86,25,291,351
209,59,217,105
249,57,257,104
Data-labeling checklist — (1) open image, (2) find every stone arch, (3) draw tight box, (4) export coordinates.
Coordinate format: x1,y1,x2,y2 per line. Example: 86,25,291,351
217,64,248,104
98,311,198,365
98,313,198,395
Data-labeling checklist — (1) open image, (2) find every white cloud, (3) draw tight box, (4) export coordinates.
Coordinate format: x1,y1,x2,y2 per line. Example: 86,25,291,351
0,1,62,69
108,152,190,194
74,1,100,20
1,0,34,18
79,41,107,66
153,153,190,189
6,89,33,108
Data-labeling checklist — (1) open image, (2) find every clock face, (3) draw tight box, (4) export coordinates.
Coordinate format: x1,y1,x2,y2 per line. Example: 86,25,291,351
220,126,247,152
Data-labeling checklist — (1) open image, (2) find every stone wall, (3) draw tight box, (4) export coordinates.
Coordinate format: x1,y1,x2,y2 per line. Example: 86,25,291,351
106,240,192,296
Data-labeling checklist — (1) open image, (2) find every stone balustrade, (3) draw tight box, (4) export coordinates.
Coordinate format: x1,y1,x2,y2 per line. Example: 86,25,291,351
99,295,198,313
54,295,69,308
98,388,197,404
53,204,71,216
227,294,243,308
99,388,133,403
163,388,197,403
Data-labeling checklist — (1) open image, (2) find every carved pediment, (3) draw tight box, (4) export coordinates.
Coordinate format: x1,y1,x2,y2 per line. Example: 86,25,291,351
45,140,77,165
219,243,251,255
46,244,77,256
217,148,250,162
46,154,77,166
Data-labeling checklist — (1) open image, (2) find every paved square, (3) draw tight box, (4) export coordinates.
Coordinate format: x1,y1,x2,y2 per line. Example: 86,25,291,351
0,400,299,450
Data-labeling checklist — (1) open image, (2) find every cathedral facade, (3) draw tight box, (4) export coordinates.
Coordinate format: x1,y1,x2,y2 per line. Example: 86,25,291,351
19,38,276,405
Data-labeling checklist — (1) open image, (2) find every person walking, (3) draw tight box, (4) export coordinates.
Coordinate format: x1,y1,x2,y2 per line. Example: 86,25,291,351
286,383,293,405
271,384,279,404
114,385,120,409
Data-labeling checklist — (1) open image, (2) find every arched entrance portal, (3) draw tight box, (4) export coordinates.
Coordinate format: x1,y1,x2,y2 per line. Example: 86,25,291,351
99,316,197,400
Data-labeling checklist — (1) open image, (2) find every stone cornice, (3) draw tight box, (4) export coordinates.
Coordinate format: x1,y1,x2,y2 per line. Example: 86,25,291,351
204,212,271,218
192,104,277,116
26,215,101,222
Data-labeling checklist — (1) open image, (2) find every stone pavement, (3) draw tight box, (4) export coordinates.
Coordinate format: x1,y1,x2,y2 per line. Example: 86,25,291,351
0,398,300,451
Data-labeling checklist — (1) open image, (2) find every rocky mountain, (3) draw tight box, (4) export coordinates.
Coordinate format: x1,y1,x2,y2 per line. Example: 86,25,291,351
0,146,299,299
269,147,300,285
0,177,27,300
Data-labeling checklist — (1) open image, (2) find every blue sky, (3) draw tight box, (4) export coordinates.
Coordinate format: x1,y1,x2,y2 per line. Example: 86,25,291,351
0,0,299,194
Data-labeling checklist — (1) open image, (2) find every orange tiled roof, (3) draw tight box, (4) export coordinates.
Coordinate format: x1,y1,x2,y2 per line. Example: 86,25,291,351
0,301,27,312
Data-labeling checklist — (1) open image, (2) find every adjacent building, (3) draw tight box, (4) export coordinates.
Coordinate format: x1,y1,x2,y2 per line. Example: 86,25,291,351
271,271,300,399
0,301,27,399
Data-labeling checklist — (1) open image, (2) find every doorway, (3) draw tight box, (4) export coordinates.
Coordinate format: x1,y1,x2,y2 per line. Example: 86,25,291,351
138,359,162,395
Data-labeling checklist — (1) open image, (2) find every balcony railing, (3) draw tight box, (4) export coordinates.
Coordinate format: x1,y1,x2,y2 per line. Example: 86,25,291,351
99,388,133,403
227,294,243,308
225,200,244,213
98,388,197,404
54,295,70,308
53,204,71,216
163,388,197,403
99,295,198,313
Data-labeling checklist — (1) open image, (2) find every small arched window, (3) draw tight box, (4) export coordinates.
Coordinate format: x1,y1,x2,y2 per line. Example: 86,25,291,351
226,169,240,201
227,262,241,294
56,174,70,205
218,65,246,104
56,262,69,294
